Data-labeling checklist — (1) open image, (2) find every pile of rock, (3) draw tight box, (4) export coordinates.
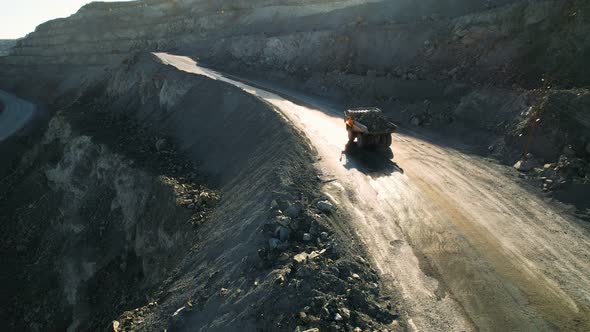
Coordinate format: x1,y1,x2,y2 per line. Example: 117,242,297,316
111,301,158,332
163,176,220,226
513,153,539,172
258,196,398,331
534,155,589,191
515,147,590,193
264,198,334,251
351,110,398,133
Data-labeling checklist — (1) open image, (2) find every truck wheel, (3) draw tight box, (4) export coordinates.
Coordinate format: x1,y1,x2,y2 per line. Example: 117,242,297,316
383,134,392,147
358,134,368,148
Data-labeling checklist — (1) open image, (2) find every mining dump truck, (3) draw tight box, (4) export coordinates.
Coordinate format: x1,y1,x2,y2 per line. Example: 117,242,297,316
345,107,397,148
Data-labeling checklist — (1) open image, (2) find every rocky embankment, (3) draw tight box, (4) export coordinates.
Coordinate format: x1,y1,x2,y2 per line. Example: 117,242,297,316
0,53,398,331
1,0,382,67
0,1,523,96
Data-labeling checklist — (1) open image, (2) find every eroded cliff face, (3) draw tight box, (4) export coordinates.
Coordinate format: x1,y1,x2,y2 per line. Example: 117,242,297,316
1,116,207,330
4,0,585,86
0,0,526,76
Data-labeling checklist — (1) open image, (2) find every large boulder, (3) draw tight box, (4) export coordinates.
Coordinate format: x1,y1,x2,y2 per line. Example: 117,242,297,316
317,200,334,213
513,154,538,172
286,203,302,218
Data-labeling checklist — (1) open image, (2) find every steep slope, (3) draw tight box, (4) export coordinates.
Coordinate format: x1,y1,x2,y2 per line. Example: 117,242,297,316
0,53,397,331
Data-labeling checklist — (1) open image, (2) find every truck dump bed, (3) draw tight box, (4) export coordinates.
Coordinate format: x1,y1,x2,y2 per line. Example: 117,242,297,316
346,108,398,134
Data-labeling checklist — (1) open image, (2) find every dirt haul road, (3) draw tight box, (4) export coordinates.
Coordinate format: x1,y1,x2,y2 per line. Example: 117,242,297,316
156,53,590,332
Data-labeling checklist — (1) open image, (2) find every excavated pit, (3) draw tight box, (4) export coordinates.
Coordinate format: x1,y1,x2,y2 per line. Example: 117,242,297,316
2,1,589,330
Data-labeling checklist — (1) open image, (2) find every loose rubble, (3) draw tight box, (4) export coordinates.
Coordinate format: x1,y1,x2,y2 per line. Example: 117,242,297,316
111,302,159,332
506,90,590,206
258,197,398,331
352,110,398,133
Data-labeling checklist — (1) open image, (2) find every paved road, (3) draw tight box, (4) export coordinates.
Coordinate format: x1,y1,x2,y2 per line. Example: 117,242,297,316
0,90,35,142
156,53,590,332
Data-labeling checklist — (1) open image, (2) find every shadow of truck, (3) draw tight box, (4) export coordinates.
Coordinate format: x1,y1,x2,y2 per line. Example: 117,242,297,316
342,143,403,178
